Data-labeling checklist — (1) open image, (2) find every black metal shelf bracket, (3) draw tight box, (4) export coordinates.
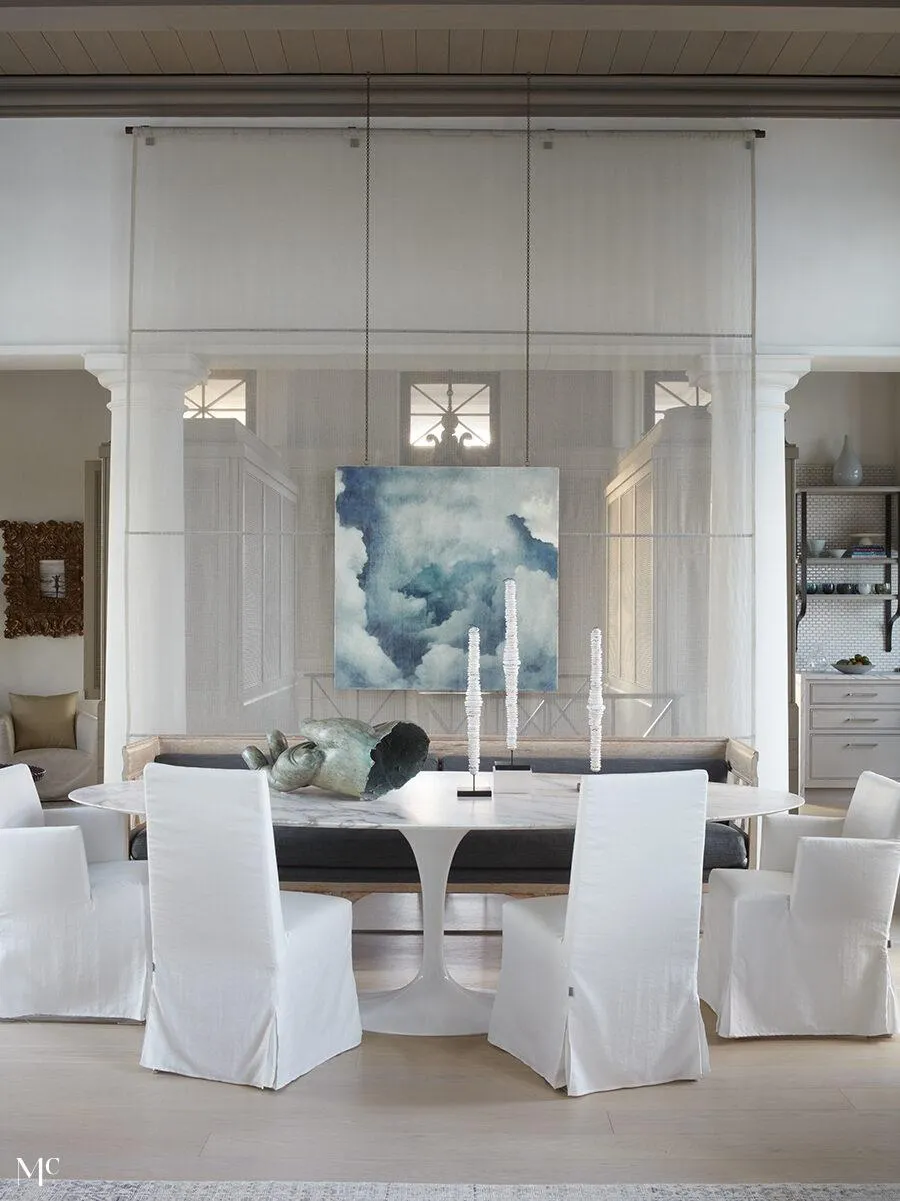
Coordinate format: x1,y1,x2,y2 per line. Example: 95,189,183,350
796,489,807,633
886,601,900,653
887,493,898,653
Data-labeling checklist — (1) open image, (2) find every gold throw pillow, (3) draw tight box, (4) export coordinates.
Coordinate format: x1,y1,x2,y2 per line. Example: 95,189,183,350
9,692,78,752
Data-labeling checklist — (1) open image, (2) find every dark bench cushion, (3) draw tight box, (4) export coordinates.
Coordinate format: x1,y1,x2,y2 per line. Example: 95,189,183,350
155,753,250,770
439,754,731,782
154,751,730,782
129,819,747,883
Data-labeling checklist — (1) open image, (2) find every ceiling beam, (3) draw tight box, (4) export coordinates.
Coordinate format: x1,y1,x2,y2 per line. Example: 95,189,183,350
3,72,900,117
5,6,900,34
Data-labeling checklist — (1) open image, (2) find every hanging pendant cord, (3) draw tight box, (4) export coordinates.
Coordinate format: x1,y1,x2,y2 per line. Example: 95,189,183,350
364,74,372,466
524,75,532,468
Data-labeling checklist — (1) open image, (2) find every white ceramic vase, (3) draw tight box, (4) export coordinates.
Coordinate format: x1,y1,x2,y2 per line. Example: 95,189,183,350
832,435,863,487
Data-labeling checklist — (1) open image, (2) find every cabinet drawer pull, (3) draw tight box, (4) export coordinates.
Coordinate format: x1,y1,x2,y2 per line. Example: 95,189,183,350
844,742,880,749
845,691,878,698
843,717,879,723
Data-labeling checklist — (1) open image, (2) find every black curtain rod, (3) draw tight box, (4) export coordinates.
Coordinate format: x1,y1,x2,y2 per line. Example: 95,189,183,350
124,124,765,136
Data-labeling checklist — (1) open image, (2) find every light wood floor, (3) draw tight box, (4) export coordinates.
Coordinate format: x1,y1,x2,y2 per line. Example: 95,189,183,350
2,895,900,1186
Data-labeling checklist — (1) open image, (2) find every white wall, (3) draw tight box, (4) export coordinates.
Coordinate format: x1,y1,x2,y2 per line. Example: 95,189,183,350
0,371,110,710
0,119,130,351
786,373,900,466
4,117,900,362
756,121,900,355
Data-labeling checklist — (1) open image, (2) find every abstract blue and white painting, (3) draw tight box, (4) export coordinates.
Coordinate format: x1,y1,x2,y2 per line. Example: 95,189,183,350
335,467,559,691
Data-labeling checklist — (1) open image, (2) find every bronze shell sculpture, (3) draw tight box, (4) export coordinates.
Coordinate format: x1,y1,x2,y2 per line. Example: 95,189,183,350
242,718,430,801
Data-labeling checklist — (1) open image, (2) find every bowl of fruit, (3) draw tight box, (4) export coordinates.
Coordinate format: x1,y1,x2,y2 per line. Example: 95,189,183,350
833,654,874,675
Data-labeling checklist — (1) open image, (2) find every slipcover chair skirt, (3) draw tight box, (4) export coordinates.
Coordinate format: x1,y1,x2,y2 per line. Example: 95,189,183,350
488,770,709,1095
699,836,900,1038
140,763,362,1089
0,764,150,1020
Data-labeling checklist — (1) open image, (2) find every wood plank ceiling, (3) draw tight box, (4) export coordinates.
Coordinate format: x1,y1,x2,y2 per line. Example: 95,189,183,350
6,2,900,78
5,27,900,77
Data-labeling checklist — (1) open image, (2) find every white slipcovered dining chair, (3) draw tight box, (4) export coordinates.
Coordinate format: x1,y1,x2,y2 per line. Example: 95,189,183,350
488,770,709,1095
0,763,150,1019
0,756,128,860
760,770,900,873
0,760,45,829
140,763,362,1089
699,835,900,1038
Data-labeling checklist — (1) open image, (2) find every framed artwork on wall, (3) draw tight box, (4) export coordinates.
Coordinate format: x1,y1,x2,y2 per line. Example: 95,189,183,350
0,520,84,638
334,466,559,692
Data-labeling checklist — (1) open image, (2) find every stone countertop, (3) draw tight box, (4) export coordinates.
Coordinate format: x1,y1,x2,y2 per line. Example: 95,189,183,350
71,772,798,828
798,670,900,679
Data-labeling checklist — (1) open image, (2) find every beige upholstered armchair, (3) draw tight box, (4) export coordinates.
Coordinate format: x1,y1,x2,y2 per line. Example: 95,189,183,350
0,694,99,802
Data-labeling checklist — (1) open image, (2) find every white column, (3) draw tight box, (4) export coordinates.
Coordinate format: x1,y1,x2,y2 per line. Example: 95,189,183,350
692,357,755,744
84,353,206,781
754,357,810,790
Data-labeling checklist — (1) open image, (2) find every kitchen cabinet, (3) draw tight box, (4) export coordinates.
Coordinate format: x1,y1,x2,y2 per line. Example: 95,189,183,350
799,672,900,805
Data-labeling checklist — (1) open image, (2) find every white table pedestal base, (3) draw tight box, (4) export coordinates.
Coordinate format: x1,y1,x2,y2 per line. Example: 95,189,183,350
359,974,495,1036
358,825,495,1036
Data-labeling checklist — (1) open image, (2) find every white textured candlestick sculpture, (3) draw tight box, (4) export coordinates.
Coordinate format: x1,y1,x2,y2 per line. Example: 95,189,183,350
503,578,520,753
465,626,483,777
588,627,606,773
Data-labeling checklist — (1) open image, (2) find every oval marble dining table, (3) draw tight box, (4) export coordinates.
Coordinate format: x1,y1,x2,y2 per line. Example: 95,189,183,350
71,771,800,1037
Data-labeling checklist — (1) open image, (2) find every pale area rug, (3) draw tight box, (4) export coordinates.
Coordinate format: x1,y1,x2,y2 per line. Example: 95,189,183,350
2,1184,899,1200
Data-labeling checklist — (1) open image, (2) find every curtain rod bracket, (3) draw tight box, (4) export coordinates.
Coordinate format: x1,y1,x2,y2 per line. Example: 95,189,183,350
124,125,154,145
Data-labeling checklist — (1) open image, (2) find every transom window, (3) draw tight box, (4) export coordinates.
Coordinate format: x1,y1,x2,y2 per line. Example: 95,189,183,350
409,378,492,449
184,376,252,426
402,373,499,465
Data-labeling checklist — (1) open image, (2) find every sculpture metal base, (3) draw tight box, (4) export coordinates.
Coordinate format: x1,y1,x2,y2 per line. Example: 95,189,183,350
457,771,492,798
456,778,492,797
